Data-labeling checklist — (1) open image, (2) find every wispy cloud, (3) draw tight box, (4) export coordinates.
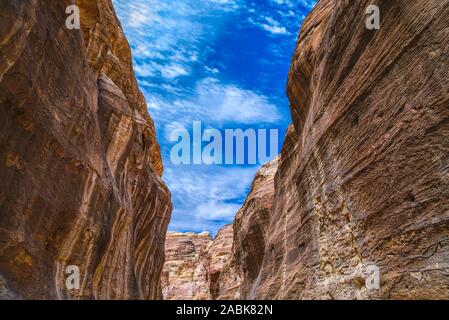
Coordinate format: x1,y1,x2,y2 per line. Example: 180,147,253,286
165,166,258,232
250,16,289,35
113,0,316,234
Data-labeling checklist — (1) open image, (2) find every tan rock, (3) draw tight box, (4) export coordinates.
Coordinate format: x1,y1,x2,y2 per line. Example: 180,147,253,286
162,226,234,300
162,231,213,300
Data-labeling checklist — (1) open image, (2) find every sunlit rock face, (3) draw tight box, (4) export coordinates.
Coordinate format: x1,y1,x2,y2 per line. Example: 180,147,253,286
162,232,213,300
0,0,172,299
162,226,234,300
228,0,449,299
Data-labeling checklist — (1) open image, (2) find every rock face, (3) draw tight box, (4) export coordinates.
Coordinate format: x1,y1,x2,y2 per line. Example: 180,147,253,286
162,226,233,300
0,0,172,299
215,159,278,300
162,231,213,300
207,225,235,299
226,0,449,299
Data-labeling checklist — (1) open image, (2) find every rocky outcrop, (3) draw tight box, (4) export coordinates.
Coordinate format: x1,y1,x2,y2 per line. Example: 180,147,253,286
0,0,172,299
162,231,213,300
207,225,235,299
226,0,449,299
162,226,234,300
215,159,278,300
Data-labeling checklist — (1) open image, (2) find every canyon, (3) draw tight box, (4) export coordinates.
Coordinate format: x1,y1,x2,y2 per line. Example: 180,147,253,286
162,0,449,300
0,0,448,301
0,0,171,299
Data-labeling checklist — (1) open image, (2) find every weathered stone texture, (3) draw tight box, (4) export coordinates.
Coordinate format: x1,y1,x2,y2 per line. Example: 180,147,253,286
0,0,172,299
242,0,449,299
162,225,234,300
162,231,213,300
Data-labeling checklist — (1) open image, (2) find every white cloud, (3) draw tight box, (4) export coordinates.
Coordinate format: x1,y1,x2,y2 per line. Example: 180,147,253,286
262,24,288,35
147,77,281,131
205,66,220,74
196,78,281,123
195,202,242,221
249,16,290,36
192,78,281,124
164,165,258,233
271,0,315,8
160,64,190,79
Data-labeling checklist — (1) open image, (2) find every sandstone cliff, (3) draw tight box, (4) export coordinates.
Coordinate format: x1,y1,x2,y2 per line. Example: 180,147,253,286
215,159,278,300
162,231,213,300
0,0,172,299
224,0,449,299
162,226,233,300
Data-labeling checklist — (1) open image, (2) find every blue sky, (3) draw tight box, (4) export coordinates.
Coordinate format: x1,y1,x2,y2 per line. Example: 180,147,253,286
113,0,316,235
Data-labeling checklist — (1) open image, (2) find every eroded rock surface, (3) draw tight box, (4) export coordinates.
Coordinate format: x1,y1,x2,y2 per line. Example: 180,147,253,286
162,231,213,300
215,159,278,300
0,0,172,299
162,226,234,300
230,0,449,299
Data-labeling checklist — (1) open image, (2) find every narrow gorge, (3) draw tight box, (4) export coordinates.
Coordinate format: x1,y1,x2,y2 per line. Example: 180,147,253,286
0,0,448,301
161,0,449,300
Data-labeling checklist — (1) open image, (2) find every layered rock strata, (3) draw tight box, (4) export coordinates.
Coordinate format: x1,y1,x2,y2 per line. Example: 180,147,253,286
231,0,449,299
162,231,213,300
162,226,234,300
0,0,172,299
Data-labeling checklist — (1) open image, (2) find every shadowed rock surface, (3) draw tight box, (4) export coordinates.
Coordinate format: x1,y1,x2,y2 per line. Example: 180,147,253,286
228,0,449,299
0,0,172,299
215,159,278,300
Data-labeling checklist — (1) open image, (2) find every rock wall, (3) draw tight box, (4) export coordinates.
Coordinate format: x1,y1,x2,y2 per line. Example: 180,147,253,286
162,231,213,300
162,226,233,300
215,159,278,300
0,0,172,299
207,225,235,299
227,0,449,299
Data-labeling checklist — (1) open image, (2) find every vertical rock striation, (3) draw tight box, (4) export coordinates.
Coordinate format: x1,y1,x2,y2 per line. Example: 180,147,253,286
207,224,235,299
0,0,172,299
226,0,449,299
215,159,278,300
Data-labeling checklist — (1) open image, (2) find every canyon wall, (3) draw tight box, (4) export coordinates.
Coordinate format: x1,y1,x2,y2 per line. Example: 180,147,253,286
162,231,213,300
162,226,233,300
215,159,278,299
227,0,449,299
0,0,172,299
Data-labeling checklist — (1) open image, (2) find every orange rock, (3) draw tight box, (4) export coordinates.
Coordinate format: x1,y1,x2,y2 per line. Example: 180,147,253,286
0,0,171,299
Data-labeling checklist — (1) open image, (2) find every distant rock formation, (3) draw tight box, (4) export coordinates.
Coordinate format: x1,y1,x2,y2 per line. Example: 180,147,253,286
0,0,172,299
162,231,213,300
162,226,233,300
